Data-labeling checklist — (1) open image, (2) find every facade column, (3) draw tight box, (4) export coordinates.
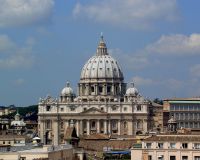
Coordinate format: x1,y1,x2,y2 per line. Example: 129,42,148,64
39,119,45,144
112,84,115,95
53,119,59,145
79,84,82,96
95,84,98,95
87,120,90,135
65,120,69,129
143,119,147,133
108,120,111,135
118,120,121,135
104,120,107,134
104,84,107,95
76,120,79,136
86,84,89,95
97,120,100,133
119,83,122,95
79,120,83,135
128,120,133,135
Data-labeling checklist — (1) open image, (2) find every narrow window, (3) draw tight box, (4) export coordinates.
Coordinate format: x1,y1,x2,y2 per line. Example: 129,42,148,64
91,86,95,92
99,86,103,93
137,105,141,111
170,156,176,160
107,86,111,93
46,105,51,111
182,156,188,160
182,143,188,149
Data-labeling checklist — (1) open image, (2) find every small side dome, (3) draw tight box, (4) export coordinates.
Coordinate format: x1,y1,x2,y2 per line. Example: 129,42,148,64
61,82,74,95
126,83,139,96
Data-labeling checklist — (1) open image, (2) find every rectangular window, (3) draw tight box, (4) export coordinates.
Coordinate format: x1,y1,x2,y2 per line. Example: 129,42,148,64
158,143,163,149
182,143,188,149
158,155,164,160
148,155,152,160
60,107,64,112
170,156,176,160
182,156,188,160
107,86,111,93
184,105,188,111
194,156,200,160
46,120,52,129
194,143,200,149
137,105,141,111
91,86,95,92
99,86,103,93
180,113,184,120
46,105,51,111
3,141,5,144
170,143,176,149
146,143,152,149
70,107,75,111
185,113,188,120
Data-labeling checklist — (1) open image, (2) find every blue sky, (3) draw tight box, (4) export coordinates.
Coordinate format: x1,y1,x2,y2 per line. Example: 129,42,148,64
1,0,200,106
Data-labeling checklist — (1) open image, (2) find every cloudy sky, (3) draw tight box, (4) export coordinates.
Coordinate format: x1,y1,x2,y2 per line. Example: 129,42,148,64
0,0,200,106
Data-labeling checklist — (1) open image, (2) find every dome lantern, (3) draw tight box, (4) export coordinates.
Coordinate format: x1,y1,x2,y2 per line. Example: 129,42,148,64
96,33,108,56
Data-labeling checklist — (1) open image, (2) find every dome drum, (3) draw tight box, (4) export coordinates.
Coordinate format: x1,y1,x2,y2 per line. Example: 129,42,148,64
78,35,125,100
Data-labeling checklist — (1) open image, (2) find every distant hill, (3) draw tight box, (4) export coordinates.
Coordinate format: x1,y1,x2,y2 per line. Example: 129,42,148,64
0,105,38,121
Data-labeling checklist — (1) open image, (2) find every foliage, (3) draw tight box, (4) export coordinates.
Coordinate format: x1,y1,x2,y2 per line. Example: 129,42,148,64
153,98,163,105
0,105,38,120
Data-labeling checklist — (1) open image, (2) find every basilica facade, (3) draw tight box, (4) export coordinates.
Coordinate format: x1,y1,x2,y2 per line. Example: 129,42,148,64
38,35,150,145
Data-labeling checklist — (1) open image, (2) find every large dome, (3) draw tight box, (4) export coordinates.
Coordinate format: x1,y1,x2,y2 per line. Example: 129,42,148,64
80,35,124,81
80,55,123,80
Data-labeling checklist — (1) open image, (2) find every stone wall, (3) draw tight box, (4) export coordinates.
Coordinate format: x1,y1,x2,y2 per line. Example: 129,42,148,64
79,139,136,151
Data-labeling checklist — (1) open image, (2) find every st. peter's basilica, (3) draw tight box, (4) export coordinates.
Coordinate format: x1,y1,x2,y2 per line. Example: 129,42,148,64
38,35,150,145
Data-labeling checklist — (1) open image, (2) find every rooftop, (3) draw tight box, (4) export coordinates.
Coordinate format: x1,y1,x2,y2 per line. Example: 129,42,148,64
143,134,200,142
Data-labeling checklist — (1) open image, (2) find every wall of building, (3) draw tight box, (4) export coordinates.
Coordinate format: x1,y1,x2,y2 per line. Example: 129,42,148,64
79,139,136,151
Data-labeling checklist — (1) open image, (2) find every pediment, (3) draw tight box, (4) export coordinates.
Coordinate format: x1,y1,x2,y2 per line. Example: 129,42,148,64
81,107,106,114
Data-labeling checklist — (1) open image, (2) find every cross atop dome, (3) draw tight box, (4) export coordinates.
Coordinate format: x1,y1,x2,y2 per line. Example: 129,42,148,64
96,33,108,56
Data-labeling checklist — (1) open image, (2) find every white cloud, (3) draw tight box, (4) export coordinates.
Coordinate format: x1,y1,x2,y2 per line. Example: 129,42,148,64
0,0,54,27
0,35,15,51
0,35,34,69
146,33,200,55
132,76,183,91
190,64,200,77
132,76,154,86
110,48,149,70
73,0,179,29
165,78,184,91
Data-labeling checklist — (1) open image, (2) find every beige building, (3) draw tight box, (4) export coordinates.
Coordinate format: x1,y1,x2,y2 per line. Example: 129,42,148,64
163,98,200,129
38,35,150,145
131,134,200,160
0,135,26,146
0,145,74,160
